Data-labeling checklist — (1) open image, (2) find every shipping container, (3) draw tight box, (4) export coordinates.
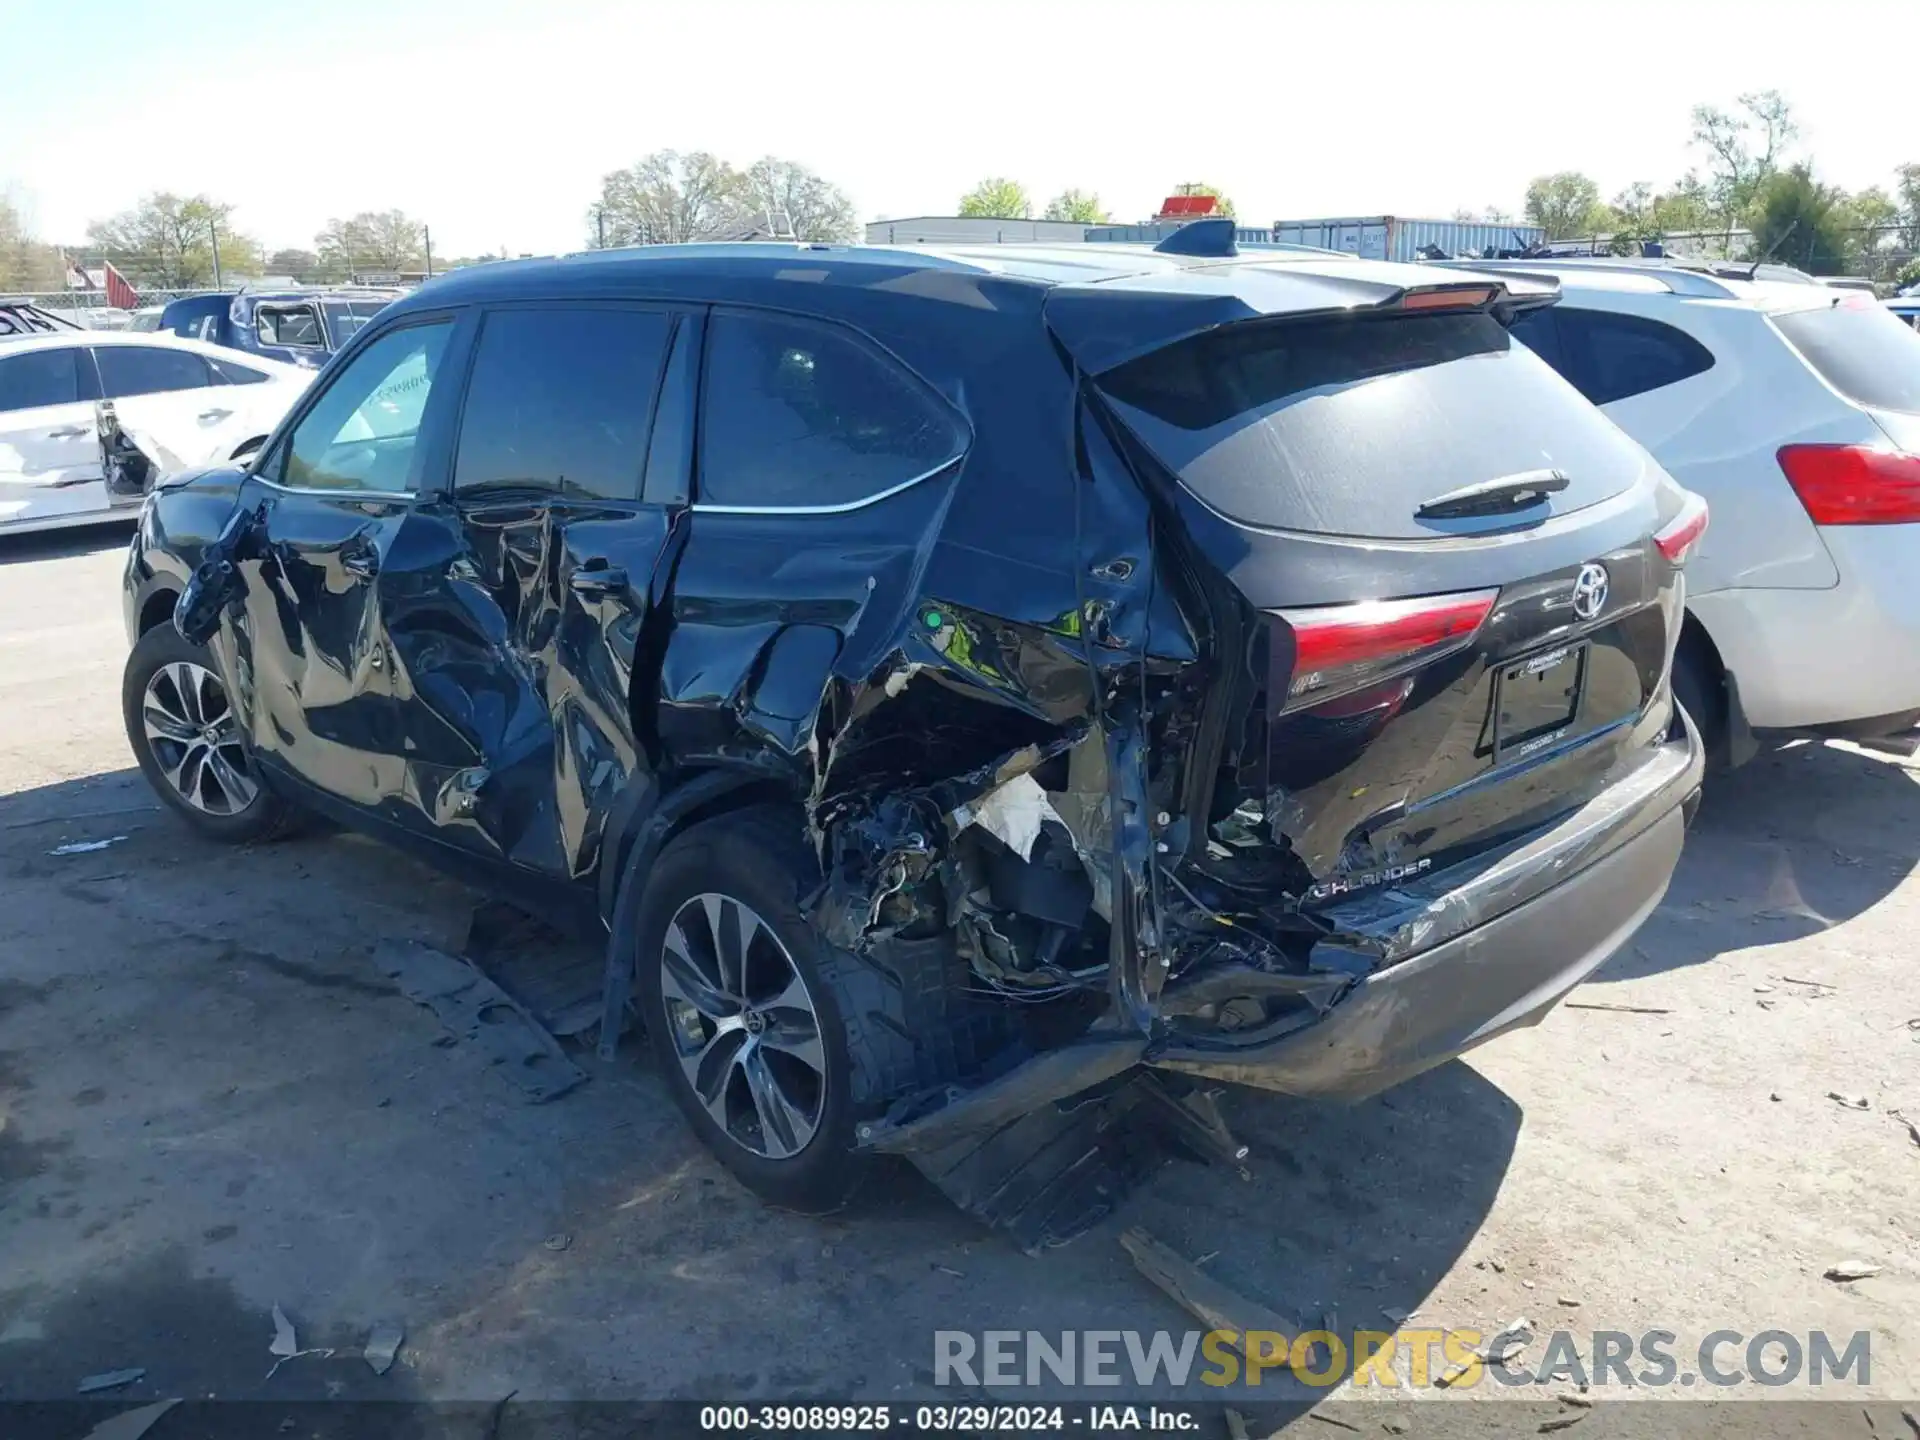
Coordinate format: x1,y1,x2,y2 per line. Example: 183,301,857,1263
1269,216,1545,263
864,217,1094,245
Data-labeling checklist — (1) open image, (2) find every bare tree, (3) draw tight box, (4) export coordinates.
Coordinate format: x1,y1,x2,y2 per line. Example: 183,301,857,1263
593,151,751,246
742,157,857,242
1691,90,1798,223
315,211,427,273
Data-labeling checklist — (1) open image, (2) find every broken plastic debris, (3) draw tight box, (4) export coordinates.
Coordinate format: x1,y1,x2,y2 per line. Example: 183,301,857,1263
49,836,128,856
270,1303,298,1359
952,772,1061,862
77,1368,145,1394
364,1320,405,1375
1824,1262,1882,1282
1828,1092,1872,1110
543,1233,572,1251
79,1398,181,1440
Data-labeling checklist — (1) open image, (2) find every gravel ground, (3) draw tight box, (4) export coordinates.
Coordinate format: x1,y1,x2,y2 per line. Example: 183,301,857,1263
1,524,1915,1434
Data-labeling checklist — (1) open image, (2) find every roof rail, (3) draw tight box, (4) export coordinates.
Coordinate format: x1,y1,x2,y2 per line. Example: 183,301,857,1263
1426,256,1740,299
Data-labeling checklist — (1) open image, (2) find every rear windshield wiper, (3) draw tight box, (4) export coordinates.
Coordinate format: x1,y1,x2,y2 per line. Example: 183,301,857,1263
1415,468,1569,521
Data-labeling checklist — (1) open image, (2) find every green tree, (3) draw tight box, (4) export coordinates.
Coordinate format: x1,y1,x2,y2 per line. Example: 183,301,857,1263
1044,189,1109,223
0,194,64,291
315,210,426,275
1895,162,1920,250
1747,164,1850,274
1524,171,1607,240
265,248,321,281
958,178,1032,219
1691,90,1797,225
593,150,750,245
1649,176,1715,236
1170,182,1234,218
742,157,857,242
86,192,259,289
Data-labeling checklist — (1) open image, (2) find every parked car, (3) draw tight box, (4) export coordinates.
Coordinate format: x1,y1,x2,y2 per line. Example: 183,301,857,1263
158,287,400,368
1887,295,1920,331
1448,257,1920,763
120,233,1704,1232
0,300,84,340
1,331,310,536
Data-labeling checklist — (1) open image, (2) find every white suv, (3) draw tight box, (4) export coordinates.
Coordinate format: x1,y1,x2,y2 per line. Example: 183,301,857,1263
1466,259,1920,765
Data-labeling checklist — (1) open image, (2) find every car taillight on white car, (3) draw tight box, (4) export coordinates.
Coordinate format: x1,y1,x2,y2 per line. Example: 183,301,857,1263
1653,491,1710,564
1777,445,1920,525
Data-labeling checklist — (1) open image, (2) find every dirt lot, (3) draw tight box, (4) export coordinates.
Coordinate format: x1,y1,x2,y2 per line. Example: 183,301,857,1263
2,525,1917,1431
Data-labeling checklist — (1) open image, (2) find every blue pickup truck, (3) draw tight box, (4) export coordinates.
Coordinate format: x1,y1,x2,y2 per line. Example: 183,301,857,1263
157,287,400,367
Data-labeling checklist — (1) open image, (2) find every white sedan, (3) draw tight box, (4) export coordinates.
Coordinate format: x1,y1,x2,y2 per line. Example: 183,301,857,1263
0,331,312,537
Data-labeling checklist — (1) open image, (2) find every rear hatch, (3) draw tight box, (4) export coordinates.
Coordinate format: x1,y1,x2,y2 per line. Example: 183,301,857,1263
1770,293,1920,483
1055,262,1691,902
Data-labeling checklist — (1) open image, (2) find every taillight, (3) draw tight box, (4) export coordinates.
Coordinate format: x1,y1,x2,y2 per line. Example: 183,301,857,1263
1777,445,1920,525
1654,491,1710,564
1395,285,1498,312
1272,589,1497,714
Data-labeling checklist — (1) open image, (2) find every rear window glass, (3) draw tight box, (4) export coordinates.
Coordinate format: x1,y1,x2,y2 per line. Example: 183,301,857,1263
1772,300,1920,415
1536,308,1715,406
1099,310,1649,538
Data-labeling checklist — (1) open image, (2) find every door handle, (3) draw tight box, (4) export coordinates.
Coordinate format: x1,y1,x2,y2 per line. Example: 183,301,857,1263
568,563,628,598
341,549,379,579
198,408,233,422
47,426,89,439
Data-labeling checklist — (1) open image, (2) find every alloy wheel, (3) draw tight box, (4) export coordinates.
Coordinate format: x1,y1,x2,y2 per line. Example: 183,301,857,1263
659,893,827,1161
141,661,258,815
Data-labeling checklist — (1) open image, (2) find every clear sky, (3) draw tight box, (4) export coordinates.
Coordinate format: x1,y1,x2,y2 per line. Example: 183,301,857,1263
2,0,1912,258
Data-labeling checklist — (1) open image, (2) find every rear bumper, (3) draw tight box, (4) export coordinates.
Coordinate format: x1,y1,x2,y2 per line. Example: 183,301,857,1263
1148,714,1700,1101
1690,524,1920,730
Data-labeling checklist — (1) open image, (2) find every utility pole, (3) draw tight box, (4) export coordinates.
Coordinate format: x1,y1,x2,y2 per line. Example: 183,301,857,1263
209,217,223,289
595,206,606,249
424,225,433,279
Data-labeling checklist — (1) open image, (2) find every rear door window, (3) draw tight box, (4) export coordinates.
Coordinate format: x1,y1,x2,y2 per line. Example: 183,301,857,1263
0,348,82,412
1548,308,1715,405
697,310,965,509
94,345,216,398
453,306,673,501
1098,309,1649,539
1772,299,1920,414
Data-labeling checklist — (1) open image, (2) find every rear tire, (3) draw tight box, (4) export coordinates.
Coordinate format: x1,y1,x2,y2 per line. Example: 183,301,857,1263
122,624,297,844
632,806,1012,1213
1672,634,1728,770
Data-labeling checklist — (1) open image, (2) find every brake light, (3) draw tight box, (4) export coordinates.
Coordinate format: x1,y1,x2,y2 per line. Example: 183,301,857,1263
1654,492,1710,564
1272,589,1497,713
1777,445,1920,525
1396,286,1498,312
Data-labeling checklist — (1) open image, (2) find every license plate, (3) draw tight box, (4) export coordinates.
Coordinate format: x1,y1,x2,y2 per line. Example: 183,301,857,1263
1491,642,1588,761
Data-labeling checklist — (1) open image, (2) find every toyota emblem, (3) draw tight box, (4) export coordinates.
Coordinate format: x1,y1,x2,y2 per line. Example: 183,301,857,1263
1572,563,1609,621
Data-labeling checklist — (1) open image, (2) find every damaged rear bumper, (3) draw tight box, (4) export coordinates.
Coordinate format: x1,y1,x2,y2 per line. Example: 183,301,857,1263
1148,713,1702,1100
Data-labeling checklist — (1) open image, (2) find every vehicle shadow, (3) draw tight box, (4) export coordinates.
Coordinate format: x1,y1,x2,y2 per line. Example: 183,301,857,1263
0,764,1519,1406
0,519,135,566
1595,739,1920,982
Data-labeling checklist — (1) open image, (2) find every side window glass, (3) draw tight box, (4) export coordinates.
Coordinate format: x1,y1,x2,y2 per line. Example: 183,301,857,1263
0,348,80,412
258,306,322,348
697,311,964,509
277,322,453,492
1507,308,1565,373
454,307,672,500
94,345,215,399
1554,308,1715,406
207,357,269,386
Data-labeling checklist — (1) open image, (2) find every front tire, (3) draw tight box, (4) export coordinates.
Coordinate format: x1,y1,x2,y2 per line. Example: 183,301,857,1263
122,623,295,843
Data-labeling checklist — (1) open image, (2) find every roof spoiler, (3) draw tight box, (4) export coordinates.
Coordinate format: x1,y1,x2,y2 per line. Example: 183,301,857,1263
1152,217,1238,259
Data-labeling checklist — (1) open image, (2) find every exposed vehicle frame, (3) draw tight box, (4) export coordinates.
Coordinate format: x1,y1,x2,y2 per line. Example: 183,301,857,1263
122,230,1704,1246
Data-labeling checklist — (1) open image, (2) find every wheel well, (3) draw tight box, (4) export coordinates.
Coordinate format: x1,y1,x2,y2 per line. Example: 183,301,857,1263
663,781,805,856
137,589,179,636
1676,612,1727,697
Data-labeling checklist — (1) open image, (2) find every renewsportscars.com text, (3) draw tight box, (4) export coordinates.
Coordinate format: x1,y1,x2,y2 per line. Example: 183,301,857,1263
934,1328,1871,1391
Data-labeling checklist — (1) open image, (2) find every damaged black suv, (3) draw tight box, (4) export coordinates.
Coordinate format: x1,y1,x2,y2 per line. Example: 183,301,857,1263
121,224,1705,1244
